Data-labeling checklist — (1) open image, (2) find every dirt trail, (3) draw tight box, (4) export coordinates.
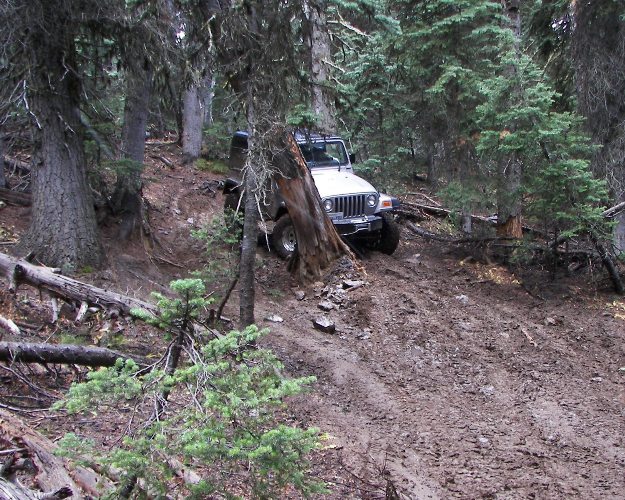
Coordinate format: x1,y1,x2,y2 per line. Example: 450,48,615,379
256,241,625,499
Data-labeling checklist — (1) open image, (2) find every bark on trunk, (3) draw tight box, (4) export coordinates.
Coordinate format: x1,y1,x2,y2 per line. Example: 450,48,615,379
614,197,625,254
0,252,156,316
306,1,336,132
272,133,352,282
182,85,205,163
0,341,136,367
19,18,102,270
112,58,152,241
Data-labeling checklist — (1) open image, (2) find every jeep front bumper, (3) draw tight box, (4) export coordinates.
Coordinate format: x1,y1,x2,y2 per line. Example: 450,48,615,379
331,215,383,236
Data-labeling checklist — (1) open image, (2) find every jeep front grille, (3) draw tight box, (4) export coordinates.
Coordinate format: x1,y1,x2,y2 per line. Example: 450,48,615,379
333,194,368,218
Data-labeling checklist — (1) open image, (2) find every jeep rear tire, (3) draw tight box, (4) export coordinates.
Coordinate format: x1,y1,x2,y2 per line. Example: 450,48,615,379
271,215,297,259
372,213,400,255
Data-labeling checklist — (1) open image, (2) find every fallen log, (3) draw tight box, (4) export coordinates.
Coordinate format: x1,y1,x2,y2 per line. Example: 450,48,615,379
406,222,453,242
0,252,156,316
0,408,113,498
0,341,138,367
0,187,31,206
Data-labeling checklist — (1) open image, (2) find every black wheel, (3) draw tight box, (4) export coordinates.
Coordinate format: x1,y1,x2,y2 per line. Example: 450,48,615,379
271,215,297,259
371,213,400,255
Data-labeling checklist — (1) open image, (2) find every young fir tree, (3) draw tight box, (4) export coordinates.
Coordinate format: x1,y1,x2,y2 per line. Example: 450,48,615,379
56,279,324,498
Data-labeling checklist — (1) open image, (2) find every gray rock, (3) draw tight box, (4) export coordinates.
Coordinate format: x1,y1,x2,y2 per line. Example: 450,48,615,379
343,279,365,289
293,290,306,301
264,314,284,323
313,316,336,334
318,300,335,311
454,294,469,305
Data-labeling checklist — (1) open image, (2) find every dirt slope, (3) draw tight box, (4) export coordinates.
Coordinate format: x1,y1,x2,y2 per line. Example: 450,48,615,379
1,144,624,499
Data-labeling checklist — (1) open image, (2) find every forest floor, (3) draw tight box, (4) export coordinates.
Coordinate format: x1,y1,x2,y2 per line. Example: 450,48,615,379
1,141,624,499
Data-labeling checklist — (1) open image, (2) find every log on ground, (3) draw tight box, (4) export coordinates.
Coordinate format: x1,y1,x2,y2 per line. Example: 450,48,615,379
0,341,142,367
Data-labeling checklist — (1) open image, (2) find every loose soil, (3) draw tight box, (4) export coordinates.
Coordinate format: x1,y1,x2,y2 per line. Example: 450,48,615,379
1,143,624,499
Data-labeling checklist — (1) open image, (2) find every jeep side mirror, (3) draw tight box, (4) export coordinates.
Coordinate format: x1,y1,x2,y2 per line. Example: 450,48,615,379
349,152,356,164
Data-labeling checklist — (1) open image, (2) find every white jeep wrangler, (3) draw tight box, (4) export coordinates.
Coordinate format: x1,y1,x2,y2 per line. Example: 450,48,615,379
223,130,400,258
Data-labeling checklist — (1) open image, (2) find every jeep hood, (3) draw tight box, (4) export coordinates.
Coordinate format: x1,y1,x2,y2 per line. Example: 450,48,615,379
311,170,377,198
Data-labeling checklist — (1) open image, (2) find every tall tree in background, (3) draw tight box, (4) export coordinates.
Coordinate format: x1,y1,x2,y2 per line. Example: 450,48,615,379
495,0,523,238
112,50,153,240
0,0,103,270
180,0,222,163
304,0,337,132
572,0,625,252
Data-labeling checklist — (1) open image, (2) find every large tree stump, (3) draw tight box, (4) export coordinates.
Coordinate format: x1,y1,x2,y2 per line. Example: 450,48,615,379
271,132,353,282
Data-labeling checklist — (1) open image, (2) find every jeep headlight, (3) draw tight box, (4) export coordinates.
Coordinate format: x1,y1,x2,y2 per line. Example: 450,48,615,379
322,198,334,212
366,194,377,207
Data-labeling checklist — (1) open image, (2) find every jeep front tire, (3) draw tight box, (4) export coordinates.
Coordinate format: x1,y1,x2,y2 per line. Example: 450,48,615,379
372,213,400,255
271,215,297,259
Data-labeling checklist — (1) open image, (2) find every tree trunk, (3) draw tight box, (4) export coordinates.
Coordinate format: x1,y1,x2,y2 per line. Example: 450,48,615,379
272,132,352,282
306,0,336,132
497,0,523,239
0,134,6,189
112,58,153,241
0,341,136,367
182,84,205,164
19,21,102,270
615,207,625,254
0,252,156,316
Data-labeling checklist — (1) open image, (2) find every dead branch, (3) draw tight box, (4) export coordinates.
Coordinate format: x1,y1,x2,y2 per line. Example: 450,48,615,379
602,201,625,218
2,156,31,175
149,154,174,169
0,252,157,316
0,316,20,337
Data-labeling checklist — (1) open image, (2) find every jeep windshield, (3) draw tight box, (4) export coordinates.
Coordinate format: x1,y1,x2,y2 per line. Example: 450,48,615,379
298,141,348,168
